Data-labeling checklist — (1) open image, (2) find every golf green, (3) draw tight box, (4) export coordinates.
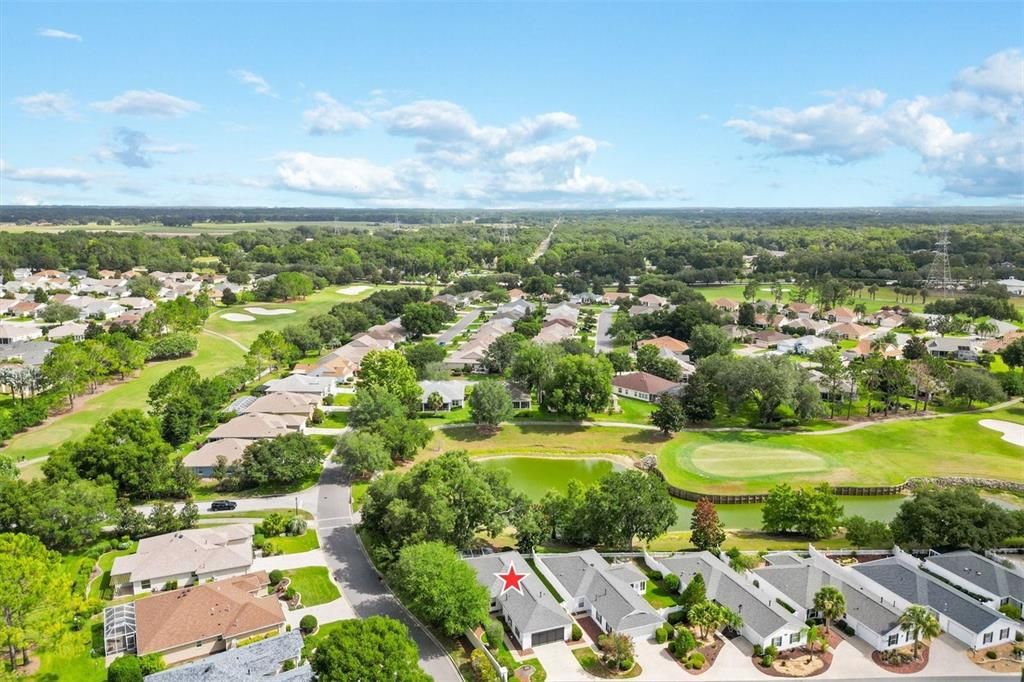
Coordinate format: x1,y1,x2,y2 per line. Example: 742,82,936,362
689,443,827,478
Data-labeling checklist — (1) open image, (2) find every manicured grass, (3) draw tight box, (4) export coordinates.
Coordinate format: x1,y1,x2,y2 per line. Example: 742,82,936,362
593,397,655,425
640,566,682,609
330,392,354,406
646,530,855,552
284,566,340,607
192,472,321,501
657,405,1024,494
89,543,138,601
526,558,563,601
573,647,643,678
691,283,930,314
320,412,349,429
266,529,320,554
10,333,245,469
426,423,663,460
31,621,106,682
198,507,314,520
351,482,369,511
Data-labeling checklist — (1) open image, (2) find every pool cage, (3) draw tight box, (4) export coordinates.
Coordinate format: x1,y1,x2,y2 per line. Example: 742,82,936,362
103,603,137,655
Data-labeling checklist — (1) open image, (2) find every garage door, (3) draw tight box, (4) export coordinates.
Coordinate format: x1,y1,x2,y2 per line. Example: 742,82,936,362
531,628,564,645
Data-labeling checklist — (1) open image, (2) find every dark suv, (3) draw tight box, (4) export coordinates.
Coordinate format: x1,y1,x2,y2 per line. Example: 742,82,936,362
210,500,238,512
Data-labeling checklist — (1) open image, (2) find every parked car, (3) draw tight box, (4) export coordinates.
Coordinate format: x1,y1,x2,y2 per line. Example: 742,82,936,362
210,500,238,511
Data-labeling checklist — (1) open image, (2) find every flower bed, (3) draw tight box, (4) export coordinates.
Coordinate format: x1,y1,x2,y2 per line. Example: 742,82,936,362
871,643,930,674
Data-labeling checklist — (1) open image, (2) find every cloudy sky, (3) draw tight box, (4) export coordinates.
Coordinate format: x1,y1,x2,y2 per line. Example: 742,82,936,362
1,2,1021,208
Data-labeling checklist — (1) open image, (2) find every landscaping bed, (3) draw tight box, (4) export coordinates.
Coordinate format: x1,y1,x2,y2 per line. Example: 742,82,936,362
677,631,724,675
264,529,319,555
572,647,642,678
871,643,930,674
967,642,1024,673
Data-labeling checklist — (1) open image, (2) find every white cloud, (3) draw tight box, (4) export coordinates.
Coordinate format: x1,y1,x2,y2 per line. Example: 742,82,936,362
274,152,435,198
303,92,371,135
38,28,81,41
92,90,201,117
1,160,92,186
230,69,276,97
94,128,191,168
726,50,1024,198
16,92,76,119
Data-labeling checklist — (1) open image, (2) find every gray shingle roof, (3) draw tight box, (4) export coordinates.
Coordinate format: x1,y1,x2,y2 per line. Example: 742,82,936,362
465,552,571,635
144,631,311,681
660,552,801,640
853,558,1003,634
538,551,662,632
926,551,1024,601
754,564,900,635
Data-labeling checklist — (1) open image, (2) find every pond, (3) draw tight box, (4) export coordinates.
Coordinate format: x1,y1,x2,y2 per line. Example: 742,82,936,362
477,456,910,532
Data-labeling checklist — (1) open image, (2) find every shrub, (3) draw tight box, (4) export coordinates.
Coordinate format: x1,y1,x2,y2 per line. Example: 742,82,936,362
146,333,198,360
282,659,296,671
253,533,266,548
665,625,676,640
484,619,504,648
310,408,324,425
571,623,582,641
667,610,686,625
269,569,284,586
321,394,335,406
618,658,633,671
686,651,706,669
674,628,696,656
986,650,998,660
766,644,779,657
138,654,165,676
285,587,297,601
1017,631,1024,643
107,655,143,682
998,603,1022,621
761,654,774,667
300,615,318,634
663,573,681,592
648,570,662,581
753,644,763,657
655,626,667,644
163,579,178,591
286,515,308,536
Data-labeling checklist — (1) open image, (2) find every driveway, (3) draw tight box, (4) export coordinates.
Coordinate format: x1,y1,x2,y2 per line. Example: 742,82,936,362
285,597,355,629
531,642,593,681
316,460,461,681
436,308,482,345
252,549,327,572
595,309,614,353
632,637,688,679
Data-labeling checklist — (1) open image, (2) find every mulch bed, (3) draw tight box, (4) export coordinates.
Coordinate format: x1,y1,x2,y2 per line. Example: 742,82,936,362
871,644,930,674
576,616,605,643
753,632,842,679
679,633,725,675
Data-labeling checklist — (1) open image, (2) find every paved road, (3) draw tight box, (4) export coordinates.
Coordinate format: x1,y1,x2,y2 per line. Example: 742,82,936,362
436,307,482,345
595,308,615,353
316,460,461,681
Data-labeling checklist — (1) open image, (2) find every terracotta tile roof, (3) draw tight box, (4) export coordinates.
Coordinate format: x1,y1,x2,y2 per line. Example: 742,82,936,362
612,371,681,395
637,336,689,353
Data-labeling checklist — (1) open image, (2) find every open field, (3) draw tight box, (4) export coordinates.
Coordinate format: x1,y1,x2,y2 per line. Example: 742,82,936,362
8,333,245,469
0,220,382,236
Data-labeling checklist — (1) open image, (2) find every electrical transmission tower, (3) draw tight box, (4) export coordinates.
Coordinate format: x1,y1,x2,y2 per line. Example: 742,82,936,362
925,227,952,293
498,224,512,244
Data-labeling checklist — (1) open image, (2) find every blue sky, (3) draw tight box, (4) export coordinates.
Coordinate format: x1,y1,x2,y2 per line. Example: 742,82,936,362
1,1,1021,208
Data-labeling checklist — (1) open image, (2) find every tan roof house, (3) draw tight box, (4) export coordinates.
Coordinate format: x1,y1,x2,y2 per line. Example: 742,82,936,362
638,293,668,308
110,525,253,595
104,573,284,665
207,413,305,441
826,322,873,340
239,392,319,417
637,336,689,353
712,297,739,311
182,438,251,477
611,371,682,403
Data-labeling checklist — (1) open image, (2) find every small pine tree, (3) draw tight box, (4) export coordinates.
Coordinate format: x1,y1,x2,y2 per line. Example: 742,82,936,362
690,497,726,552
680,573,707,618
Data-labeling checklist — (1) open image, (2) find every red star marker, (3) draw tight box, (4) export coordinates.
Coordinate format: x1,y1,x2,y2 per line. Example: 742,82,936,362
495,561,529,595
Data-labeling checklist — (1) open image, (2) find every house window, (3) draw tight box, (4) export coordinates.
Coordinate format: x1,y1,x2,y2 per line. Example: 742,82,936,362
999,628,1009,640
789,633,800,644
982,632,993,645
888,634,899,647
772,636,783,648
140,580,151,589
578,598,585,609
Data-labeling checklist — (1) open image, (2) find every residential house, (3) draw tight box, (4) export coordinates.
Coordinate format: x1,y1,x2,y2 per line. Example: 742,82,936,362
507,288,525,301
534,322,575,345
721,324,753,342
535,550,663,640
627,305,656,318
996,278,1024,296
103,573,285,665
0,340,55,368
638,293,668,308
110,525,254,595
712,297,739,312
506,382,532,410
925,337,982,362
206,413,305,441
781,317,831,336
419,380,469,411
182,438,251,477
807,369,858,401
827,307,859,324
263,374,335,397
869,311,906,329
239,392,319,417
570,292,601,305
431,293,460,308
0,323,43,344
921,550,1023,614
144,631,312,681
464,551,573,648
827,323,873,341
652,552,806,651
611,371,682,403
777,335,833,355
495,299,534,320
843,338,899,361
753,552,903,651
47,322,88,342
294,355,358,385
546,304,580,325
0,299,19,316
10,301,43,318
850,548,1019,649
786,302,817,318
752,330,790,348
637,336,689,354
602,292,632,306
118,297,157,312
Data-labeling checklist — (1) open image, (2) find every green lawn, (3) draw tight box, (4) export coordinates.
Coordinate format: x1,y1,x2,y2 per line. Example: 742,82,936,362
266,530,319,554
320,412,349,429
639,564,682,609
88,544,138,601
691,283,931,314
593,397,655,425
285,566,340,607
197,507,314,520
658,404,1024,494
351,482,369,511
10,333,245,469
192,471,321,501
526,558,563,601
646,530,854,552
329,392,354,406
31,622,106,682
427,423,664,460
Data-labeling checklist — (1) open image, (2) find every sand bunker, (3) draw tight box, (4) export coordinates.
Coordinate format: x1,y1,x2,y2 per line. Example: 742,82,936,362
337,285,372,296
244,307,296,316
979,419,1024,447
222,313,256,322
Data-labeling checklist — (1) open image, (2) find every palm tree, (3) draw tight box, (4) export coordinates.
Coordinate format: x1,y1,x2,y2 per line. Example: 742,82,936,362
867,284,878,301
813,585,846,634
801,624,830,663
898,605,941,660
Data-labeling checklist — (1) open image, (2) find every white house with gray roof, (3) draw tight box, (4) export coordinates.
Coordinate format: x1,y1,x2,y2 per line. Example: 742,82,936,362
535,550,663,640
922,550,1024,617
848,547,1020,649
419,379,469,411
651,551,806,651
143,631,312,681
753,550,905,651
464,551,572,649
